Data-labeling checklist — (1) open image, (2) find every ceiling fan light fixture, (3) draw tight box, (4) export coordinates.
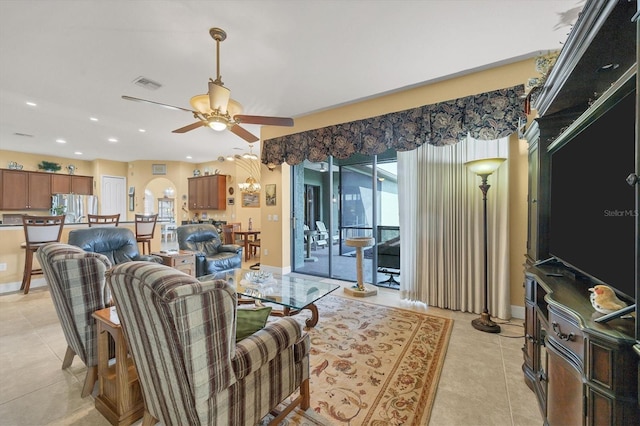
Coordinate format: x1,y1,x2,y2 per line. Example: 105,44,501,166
208,80,230,113
208,116,228,131
227,99,243,118
190,94,212,115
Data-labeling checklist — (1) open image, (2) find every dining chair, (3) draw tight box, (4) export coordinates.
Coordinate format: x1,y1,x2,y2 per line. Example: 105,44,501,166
135,213,158,255
20,214,66,294
248,239,261,258
221,224,235,245
87,213,120,227
230,222,245,245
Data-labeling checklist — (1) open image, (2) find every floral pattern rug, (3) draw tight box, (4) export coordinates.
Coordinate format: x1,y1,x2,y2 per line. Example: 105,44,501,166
261,295,453,425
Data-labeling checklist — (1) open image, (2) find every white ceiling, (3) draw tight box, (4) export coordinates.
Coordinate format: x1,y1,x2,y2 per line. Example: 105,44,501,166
0,0,584,164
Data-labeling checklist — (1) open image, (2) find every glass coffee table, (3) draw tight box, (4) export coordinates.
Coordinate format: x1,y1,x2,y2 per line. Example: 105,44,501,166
210,269,340,328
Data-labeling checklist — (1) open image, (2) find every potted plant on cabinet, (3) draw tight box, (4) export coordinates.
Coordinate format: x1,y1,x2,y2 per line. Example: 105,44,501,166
38,161,62,172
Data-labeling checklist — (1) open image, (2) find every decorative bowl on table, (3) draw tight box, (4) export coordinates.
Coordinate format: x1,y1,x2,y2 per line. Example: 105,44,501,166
244,271,273,284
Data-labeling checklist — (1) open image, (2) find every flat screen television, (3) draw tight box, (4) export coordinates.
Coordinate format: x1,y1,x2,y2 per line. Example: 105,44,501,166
548,89,636,310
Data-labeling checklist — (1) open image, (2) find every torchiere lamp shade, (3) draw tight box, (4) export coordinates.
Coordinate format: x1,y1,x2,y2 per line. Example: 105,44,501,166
464,157,506,176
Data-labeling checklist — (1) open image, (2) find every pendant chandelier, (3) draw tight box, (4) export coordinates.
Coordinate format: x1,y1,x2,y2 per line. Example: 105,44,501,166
218,144,261,193
238,176,261,193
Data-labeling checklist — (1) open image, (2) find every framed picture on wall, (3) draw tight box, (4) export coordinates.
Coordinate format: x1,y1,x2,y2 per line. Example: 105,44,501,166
152,164,166,175
241,192,260,208
228,197,235,206
265,184,276,206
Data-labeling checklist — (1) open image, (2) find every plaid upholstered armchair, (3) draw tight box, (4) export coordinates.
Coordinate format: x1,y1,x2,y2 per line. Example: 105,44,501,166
36,243,112,397
106,262,310,426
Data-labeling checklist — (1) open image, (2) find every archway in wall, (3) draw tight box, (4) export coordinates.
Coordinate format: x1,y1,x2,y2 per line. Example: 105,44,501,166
144,178,177,223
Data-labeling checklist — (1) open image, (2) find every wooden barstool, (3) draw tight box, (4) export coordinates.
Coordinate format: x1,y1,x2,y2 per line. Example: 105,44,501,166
88,213,120,227
21,214,66,294
135,214,158,255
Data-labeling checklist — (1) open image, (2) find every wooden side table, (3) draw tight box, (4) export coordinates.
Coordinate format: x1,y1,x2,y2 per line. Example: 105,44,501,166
153,250,196,277
93,307,144,426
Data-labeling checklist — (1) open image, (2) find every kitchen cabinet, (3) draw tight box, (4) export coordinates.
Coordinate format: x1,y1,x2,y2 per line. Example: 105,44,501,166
0,169,52,210
188,175,226,210
1,169,94,210
51,174,93,195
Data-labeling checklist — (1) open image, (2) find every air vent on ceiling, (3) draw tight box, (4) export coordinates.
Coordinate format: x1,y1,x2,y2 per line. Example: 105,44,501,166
14,132,34,137
133,76,162,90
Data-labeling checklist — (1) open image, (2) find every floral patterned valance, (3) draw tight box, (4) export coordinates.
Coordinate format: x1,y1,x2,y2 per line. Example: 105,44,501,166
262,85,526,166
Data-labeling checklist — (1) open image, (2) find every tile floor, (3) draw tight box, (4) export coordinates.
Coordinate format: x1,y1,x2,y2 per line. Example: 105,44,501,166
0,255,542,425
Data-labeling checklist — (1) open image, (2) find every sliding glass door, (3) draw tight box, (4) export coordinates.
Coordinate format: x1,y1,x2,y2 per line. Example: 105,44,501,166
292,152,399,287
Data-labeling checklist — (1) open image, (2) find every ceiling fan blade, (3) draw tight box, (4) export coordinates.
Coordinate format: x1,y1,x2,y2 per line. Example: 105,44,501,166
173,121,206,133
234,114,294,127
122,95,195,113
230,124,259,143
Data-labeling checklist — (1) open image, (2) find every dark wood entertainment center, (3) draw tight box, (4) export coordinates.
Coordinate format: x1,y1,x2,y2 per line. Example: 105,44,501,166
523,1,639,424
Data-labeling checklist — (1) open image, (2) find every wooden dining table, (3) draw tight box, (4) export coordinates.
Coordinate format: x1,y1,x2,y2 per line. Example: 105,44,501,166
233,229,261,261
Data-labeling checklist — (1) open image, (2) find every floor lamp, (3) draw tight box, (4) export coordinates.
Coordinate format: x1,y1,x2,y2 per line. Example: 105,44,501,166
464,157,506,333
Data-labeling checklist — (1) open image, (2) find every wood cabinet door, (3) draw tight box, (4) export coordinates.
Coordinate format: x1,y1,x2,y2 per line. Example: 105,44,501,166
188,177,208,209
1,170,29,209
71,176,93,194
188,177,198,209
209,175,226,210
199,176,211,209
546,343,583,426
28,172,52,209
51,174,71,194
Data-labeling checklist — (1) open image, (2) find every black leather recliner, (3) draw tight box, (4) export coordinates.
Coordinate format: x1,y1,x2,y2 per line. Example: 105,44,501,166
68,227,163,265
177,224,242,277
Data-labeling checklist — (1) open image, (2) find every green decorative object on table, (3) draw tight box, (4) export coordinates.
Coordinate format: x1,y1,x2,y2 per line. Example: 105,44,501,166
37,161,62,172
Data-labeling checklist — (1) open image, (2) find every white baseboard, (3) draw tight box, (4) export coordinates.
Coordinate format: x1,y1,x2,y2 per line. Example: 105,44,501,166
0,278,46,295
511,304,525,320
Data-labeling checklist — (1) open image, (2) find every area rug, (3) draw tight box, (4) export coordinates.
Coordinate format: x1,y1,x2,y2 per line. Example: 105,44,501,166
260,295,453,425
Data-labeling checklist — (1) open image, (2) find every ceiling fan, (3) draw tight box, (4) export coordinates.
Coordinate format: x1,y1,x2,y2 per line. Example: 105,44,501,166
122,27,294,143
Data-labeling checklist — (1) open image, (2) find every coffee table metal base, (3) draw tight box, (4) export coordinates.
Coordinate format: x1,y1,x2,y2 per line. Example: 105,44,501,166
265,303,320,328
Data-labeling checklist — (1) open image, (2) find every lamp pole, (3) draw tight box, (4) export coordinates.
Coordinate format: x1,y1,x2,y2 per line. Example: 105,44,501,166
464,157,506,334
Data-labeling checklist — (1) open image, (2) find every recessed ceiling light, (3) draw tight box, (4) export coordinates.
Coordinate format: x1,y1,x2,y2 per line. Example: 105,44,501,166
186,155,192,159
56,139,67,144
108,138,118,143
74,151,83,155
26,101,37,107
89,117,98,122
138,129,146,133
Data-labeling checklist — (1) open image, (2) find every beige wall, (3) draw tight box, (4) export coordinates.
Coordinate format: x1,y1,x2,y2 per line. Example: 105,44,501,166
0,153,262,228
259,58,538,313
0,153,263,290
1,58,537,311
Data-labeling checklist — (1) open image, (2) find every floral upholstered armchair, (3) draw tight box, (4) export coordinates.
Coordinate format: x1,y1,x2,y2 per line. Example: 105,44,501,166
36,242,112,397
106,262,310,425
